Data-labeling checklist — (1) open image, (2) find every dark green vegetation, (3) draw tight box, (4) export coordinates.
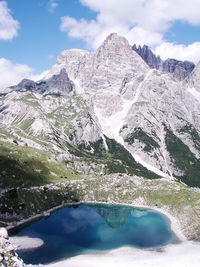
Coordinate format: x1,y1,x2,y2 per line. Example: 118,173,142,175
77,136,160,179
178,123,200,151
125,128,160,152
0,141,79,188
1,186,82,224
165,128,200,187
0,136,160,225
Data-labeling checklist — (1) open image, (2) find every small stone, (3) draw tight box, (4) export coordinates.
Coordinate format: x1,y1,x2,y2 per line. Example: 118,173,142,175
0,227,8,239
5,244,14,252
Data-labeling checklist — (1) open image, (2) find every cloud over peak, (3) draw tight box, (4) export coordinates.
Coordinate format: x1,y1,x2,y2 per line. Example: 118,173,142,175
0,58,41,89
60,0,200,63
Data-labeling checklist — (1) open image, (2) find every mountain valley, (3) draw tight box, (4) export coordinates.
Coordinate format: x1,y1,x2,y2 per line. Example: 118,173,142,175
1,33,200,247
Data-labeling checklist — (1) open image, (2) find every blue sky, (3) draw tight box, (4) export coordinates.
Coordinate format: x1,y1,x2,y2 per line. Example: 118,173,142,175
0,0,96,73
165,21,200,45
1,0,200,88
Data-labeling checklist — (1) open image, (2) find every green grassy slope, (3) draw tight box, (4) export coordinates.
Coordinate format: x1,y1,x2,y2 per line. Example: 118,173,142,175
0,141,80,188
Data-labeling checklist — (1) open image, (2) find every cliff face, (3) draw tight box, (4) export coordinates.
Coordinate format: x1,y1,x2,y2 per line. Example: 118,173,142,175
132,44,162,69
132,44,195,81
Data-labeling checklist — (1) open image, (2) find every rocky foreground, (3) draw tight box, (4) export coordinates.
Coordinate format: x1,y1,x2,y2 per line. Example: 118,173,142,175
0,228,24,267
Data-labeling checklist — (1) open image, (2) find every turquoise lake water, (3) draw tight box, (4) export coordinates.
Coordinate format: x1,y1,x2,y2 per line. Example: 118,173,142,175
15,203,175,264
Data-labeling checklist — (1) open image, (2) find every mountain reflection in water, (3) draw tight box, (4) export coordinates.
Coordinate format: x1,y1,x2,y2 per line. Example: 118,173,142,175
15,204,174,265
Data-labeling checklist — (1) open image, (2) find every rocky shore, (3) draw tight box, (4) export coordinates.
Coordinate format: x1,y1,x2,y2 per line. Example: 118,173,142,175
1,174,200,240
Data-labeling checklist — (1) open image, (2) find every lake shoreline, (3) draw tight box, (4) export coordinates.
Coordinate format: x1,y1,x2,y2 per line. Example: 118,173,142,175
9,200,185,266
7,200,185,243
9,200,196,267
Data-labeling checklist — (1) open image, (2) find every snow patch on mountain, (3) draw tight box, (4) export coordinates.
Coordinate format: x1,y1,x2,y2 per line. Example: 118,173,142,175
93,71,168,178
132,154,167,177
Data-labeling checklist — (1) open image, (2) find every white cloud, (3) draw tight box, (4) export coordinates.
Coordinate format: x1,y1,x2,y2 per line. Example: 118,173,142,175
154,42,200,64
0,58,40,89
125,27,163,47
0,1,19,40
48,0,58,13
60,0,200,63
60,16,130,49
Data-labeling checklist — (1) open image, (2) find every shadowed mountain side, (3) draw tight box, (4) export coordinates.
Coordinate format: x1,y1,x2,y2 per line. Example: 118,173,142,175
4,69,74,96
132,44,195,80
0,186,81,225
0,142,79,188
77,136,161,179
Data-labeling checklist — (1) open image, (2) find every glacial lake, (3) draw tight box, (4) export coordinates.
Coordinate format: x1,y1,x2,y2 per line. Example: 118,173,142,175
14,203,175,265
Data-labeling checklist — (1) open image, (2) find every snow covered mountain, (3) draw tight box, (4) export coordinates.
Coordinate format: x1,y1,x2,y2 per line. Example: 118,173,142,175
1,33,200,187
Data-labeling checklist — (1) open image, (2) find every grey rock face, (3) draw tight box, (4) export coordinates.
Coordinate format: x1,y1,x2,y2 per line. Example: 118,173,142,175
9,68,74,96
162,59,195,81
132,44,195,80
132,44,161,69
44,68,74,95
16,79,37,91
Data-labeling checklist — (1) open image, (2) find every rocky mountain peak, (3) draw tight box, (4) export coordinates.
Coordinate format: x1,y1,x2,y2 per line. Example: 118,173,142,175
132,44,161,69
8,68,74,96
17,79,37,91
42,34,149,91
132,44,195,80
97,33,134,58
1,33,200,192
42,49,90,81
44,68,74,94
75,33,149,99
103,32,129,45
162,59,195,80
56,49,89,66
